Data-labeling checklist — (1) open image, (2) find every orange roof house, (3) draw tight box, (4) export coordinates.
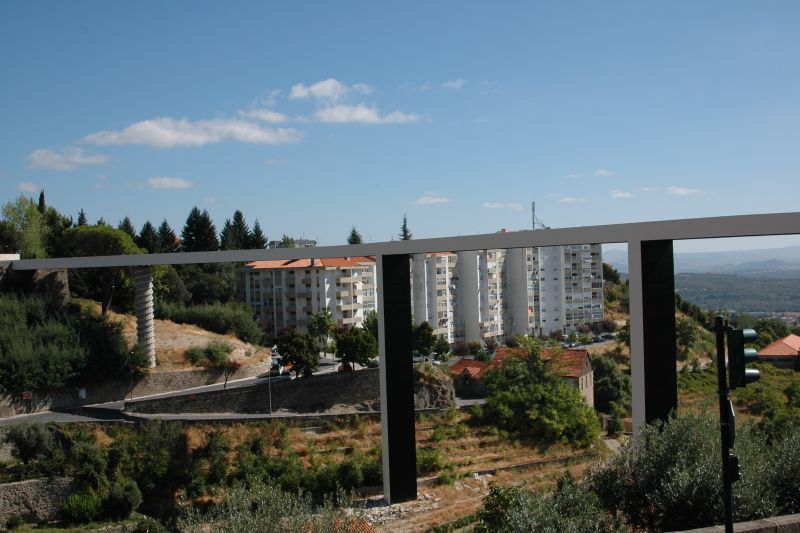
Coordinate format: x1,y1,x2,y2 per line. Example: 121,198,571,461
758,334,800,369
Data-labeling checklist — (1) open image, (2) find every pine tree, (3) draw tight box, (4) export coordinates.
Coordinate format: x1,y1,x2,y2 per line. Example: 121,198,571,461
279,234,295,248
399,214,412,240
77,209,88,226
250,220,267,249
157,219,178,253
137,221,158,252
96,217,107,226
347,226,363,244
37,191,46,213
220,218,235,250
231,210,251,248
118,216,137,240
182,207,218,252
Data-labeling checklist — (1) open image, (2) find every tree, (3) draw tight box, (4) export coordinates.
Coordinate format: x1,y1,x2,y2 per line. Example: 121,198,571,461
279,234,295,248
223,359,243,389
363,309,378,343
591,355,631,413
136,221,158,253
347,226,363,245
602,263,621,285
0,221,19,253
42,205,73,257
334,326,377,369
308,307,335,356
157,219,178,253
412,322,435,355
276,328,318,377
1,195,48,259
617,321,630,349
77,208,88,227
433,335,450,357
399,214,412,240
675,316,699,359
118,217,137,240
231,210,251,249
181,207,218,252
61,225,143,315
37,190,46,213
250,220,267,249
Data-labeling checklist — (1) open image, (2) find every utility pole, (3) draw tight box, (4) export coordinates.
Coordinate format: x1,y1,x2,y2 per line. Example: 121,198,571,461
714,316,734,533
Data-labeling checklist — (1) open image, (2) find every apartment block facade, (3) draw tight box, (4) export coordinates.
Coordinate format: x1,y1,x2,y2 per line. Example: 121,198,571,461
411,244,603,343
242,257,377,338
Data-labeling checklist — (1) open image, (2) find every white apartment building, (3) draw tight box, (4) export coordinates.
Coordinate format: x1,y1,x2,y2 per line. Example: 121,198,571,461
411,243,603,343
242,257,377,339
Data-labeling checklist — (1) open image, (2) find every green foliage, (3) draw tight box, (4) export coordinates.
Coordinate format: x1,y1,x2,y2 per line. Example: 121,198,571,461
4,423,58,464
334,325,376,368
132,516,168,533
475,475,624,533
587,412,778,530
347,226,363,244
181,207,218,252
156,301,262,344
433,335,450,357
416,447,446,475
399,214,412,240
308,307,335,354
136,221,158,252
70,440,108,488
591,355,631,414
4,514,23,530
754,317,799,348
104,478,143,519
480,350,600,447
250,220,267,249
62,489,102,524
362,309,378,342
412,321,436,355
76,312,149,382
602,263,621,285
220,210,251,250
1,194,48,258
675,315,700,359
277,327,318,377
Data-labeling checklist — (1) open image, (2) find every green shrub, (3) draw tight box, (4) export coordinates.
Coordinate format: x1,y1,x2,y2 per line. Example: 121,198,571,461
4,423,57,464
205,340,232,366
362,459,382,486
70,441,108,488
185,346,204,365
104,478,143,519
156,301,263,344
4,514,23,530
132,516,168,533
62,489,102,524
336,458,364,490
416,448,446,476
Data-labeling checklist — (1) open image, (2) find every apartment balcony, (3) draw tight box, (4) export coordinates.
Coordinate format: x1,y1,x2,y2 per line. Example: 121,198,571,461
341,316,357,325
336,290,351,297
340,303,361,311
337,276,356,283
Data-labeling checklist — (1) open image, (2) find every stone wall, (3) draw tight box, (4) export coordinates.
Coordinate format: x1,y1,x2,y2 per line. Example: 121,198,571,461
677,513,800,532
0,361,270,418
0,477,76,525
125,367,457,414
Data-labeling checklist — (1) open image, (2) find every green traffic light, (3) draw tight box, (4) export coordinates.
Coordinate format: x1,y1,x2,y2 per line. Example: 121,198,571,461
728,328,760,389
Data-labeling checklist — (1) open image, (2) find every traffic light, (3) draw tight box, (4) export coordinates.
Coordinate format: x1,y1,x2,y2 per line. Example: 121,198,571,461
727,328,759,389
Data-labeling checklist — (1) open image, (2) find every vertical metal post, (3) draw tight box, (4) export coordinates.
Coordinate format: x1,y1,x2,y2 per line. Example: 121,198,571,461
377,254,416,504
630,240,677,434
715,316,734,533
134,267,156,368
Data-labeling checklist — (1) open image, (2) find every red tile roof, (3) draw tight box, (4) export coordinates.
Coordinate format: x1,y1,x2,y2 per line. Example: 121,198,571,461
474,345,589,379
246,256,375,269
448,358,490,378
758,334,800,357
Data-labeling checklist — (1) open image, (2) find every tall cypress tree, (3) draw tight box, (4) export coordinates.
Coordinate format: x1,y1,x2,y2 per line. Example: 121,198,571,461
38,191,46,213
118,216,137,240
157,219,178,253
399,214,412,240
250,220,267,249
137,221,158,252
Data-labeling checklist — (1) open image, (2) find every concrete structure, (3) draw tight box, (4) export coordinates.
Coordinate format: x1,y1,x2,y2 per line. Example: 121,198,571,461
7,211,800,504
134,267,156,367
242,256,377,338
758,334,800,369
267,238,317,249
411,243,603,343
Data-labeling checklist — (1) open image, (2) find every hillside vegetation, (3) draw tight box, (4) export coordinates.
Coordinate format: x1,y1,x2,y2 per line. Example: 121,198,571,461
675,272,800,312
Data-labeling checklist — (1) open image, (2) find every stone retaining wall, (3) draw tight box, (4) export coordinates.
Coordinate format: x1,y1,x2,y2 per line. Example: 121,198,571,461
125,367,457,414
0,361,270,418
0,477,76,525
676,513,800,532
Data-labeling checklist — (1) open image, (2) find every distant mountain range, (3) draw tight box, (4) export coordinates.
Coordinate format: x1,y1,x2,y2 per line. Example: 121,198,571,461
604,246,800,278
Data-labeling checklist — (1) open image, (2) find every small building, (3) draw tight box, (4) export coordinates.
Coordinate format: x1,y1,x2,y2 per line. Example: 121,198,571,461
758,334,800,370
448,358,490,397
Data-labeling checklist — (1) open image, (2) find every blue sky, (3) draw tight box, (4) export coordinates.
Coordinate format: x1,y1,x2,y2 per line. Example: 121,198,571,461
1,1,799,252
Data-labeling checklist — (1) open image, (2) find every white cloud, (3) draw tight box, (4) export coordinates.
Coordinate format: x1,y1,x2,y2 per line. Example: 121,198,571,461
18,182,40,193
414,193,452,205
594,169,615,177
204,196,216,205
82,117,301,147
239,108,288,123
559,196,588,204
314,104,419,124
639,187,658,192
442,79,466,90
146,176,193,189
482,202,523,211
611,191,634,199
289,78,373,102
29,147,109,170
666,186,702,196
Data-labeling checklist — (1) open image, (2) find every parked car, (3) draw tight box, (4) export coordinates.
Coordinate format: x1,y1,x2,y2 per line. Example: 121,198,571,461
269,361,283,376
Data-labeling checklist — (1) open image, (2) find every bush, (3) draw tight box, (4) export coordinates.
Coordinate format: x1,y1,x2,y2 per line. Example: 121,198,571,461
156,301,263,344
185,341,233,368
132,516,168,533
62,490,102,524
4,423,57,464
70,440,108,488
416,448,446,476
4,514,23,530
362,459,382,486
336,458,364,491
104,478,143,519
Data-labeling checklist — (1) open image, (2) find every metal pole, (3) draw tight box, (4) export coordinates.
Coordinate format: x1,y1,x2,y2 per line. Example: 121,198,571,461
715,316,734,533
